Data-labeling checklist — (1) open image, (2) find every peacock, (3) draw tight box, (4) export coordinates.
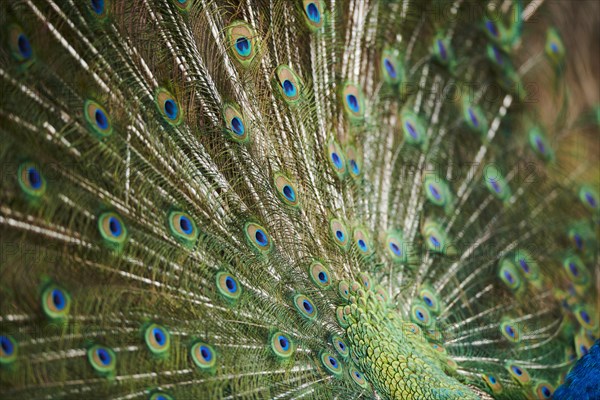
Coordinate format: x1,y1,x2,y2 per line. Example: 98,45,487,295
0,0,599,399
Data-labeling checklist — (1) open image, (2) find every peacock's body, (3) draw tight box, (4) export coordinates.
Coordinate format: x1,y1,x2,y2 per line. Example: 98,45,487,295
0,0,598,399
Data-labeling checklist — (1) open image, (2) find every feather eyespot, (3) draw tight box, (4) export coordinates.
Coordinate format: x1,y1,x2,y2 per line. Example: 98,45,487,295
329,218,349,250
499,259,522,291
345,146,362,178
41,285,71,320
513,250,539,281
302,1,325,30
327,141,347,177
423,176,452,209
528,127,554,161
84,100,113,138
172,0,191,12
8,25,34,64
226,21,259,66
309,262,331,289
384,232,407,262
274,174,299,207
463,102,488,134
89,0,110,17
381,49,403,84
401,110,427,148
88,345,116,375
338,280,350,300
411,304,433,326
353,228,373,257
350,367,369,388
578,186,598,212
144,324,170,356
574,305,597,330
98,212,127,249
190,342,216,370
149,392,174,400
320,352,343,376
500,320,520,343
18,162,46,198
341,82,365,120
274,65,302,103
168,211,199,247
482,374,502,393
244,222,272,253
0,335,17,365
483,165,511,201
293,294,317,320
155,88,183,126
216,272,241,301
419,287,440,313
432,36,453,66
545,28,565,66
421,221,452,255
331,335,349,358
535,382,554,399
505,363,531,385
270,332,294,359
563,255,589,286
223,103,249,142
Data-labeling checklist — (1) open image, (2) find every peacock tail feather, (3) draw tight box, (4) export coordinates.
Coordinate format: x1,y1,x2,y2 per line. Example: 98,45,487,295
0,0,598,399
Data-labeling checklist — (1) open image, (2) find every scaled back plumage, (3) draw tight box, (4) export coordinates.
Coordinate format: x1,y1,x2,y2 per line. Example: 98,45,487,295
0,1,598,399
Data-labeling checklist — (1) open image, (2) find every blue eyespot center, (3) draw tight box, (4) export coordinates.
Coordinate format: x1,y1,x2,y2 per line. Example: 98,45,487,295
429,235,440,248
490,179,501,193
1,336,14,355
574,234,583,250
108,217,122,237
511,366,522,376
505,325,515,337
504,270,515,284
278,336,289,351
416,310,425,321
17,34,33,59
306,3,321,23
331,152,342,168
346,94,360,113
492,46,503,65
423,296,433,307
52,289,66,310
468,108,479,127
302,299,314,314
429,184,441,200
535,136,546,153
584,192,597,208
164,99,178,120
179,215,193,235
200,345,212,361
97,348,111,365
338,341,346,351
91,0,105,14
542,386,551,397
335,230,344,241
580,310,590,324
357,239,367,251
384,58,397,78
569,262,579,276
95,109,109,130
437,40,447,60
405,122,418,139
318,271,327,283
153,328,166,346
282,79,297,97
354,371,361,378
486,20,498,37
225,276,237,292
519,258,529,273
390,242,402,256
489,375,497,384
235,37,251,57
282,185,295,201
255,229,268,247
328,356,338,368
27,167,42,189
550,42,558,54
231,116,244,135
350,159,359,175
